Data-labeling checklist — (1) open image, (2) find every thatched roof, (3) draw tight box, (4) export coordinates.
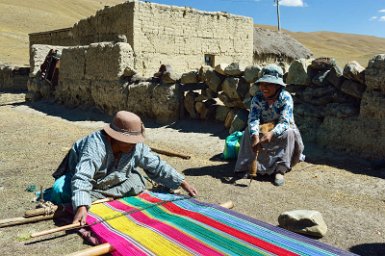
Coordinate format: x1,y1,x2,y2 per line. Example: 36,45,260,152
253,27,313,61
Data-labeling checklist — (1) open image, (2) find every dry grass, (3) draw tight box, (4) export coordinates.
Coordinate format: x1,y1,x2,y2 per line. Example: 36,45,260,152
256,24,385,68
1,1,385,68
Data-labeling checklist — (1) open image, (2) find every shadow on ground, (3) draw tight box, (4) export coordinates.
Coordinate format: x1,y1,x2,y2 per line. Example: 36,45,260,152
4,94,384,179
350,243,385,256
303,141,385,179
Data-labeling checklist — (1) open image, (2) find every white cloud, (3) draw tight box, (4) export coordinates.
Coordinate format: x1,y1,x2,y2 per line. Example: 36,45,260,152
370,16,378,21
379,9,385,13
379,16,385,22
279,0,304,7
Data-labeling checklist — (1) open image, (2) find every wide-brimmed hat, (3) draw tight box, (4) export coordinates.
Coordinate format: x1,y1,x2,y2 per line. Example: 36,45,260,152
103,111,145,144
255,64,286,87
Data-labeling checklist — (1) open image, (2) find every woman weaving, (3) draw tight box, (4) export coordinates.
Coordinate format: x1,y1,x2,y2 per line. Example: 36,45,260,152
44,111,197,225
234,64,304,186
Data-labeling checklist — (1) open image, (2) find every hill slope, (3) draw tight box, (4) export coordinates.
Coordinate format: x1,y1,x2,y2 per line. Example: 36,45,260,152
0,0,125,66
1,1,385,68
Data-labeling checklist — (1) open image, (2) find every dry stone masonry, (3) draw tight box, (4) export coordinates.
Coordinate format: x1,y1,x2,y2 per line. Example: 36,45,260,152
10,0,385,160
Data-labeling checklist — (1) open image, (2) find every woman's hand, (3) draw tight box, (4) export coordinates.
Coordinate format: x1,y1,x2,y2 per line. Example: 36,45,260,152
180,180,198,197
73,205,88,225
260,131,274,144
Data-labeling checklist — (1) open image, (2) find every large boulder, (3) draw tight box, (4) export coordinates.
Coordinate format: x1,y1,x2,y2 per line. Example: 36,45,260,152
287,58,312,85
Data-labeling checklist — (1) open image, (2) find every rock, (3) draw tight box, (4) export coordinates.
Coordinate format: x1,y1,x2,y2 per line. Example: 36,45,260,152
325,103,359,118
278,210,328,238
310,57,336,71
214,63,228,76
215,105,230,122
123,67,137,77
181,71,199,84
204,69,223,92
224,62,244,76
311,70,330,86
162,71,180,84
326,66,344,89
340,79,366,99
236,78,251,99
249,83,259,97
343,61,365,84
184,91,199,119
222,77,240,100
229,109,249,134
243,65,261,83
287,58,312,85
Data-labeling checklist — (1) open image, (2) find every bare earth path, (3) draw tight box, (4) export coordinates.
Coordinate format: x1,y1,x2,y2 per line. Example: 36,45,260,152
0,92,384,255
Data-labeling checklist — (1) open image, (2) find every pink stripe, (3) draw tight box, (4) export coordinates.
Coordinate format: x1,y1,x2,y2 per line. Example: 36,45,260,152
108,200,224,256
86,214,149,256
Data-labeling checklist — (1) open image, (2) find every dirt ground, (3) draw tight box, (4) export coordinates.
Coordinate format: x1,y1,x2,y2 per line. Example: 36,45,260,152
0,92,384,256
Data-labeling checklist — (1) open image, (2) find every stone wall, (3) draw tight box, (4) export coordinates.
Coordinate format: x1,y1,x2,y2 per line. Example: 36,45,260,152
29,0,253,77
27,42,180,124
0,65,29,92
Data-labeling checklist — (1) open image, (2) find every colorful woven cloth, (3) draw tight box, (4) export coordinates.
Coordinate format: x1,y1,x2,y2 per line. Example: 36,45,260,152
86,191,355,256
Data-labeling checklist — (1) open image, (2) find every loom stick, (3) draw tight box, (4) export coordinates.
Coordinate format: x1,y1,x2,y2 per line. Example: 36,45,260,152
65,201,234,256
65,243,113,256
24,197,113,218
31,222,80,238
150,147,191,159
0,214,55,228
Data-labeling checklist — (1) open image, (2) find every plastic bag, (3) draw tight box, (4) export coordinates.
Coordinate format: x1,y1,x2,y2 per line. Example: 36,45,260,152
222,131,243,160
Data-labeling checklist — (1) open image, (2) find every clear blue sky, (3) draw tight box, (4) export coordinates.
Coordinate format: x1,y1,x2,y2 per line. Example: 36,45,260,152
147,0,385,38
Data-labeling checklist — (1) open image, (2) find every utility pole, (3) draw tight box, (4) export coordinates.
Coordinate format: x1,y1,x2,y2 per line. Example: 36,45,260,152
275,0,281,31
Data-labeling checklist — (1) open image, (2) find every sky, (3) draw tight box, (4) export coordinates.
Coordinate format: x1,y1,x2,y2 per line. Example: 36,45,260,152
147,0,385,38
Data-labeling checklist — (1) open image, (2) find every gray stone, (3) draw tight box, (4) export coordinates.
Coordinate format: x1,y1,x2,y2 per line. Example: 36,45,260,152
340,79,366,99
343,61,365,84
360,90,385,120
365,54,385,92
325,103,359,118
278,210,328,238
204,69,223,92
215,105,230,122
326,66,344,89
224,62,244,76
222,77,240,100
236,78,251,99
184,91,199,119
243,65,261,83
229,109,249,134
310,57,336,71
287,58,311,85
181,71,199,84
151,83,180,124
311,70,330,86
214,63,227,76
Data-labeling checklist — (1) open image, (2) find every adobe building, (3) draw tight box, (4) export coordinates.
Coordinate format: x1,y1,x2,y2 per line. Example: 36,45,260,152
29,0,254,76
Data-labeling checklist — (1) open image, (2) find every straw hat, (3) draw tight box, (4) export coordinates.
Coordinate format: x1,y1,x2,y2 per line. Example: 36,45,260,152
103,111,144,144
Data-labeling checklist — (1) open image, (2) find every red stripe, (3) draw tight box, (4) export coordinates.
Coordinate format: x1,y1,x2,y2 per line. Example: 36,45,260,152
140,193,298,256
108,200,225,256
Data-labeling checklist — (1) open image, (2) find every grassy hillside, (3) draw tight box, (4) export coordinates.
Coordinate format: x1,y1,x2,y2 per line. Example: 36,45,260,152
0,0,125,66
1,1,385,68
256,24,385,68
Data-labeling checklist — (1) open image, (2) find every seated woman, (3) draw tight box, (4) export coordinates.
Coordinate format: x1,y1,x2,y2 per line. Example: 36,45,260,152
234,64,304,186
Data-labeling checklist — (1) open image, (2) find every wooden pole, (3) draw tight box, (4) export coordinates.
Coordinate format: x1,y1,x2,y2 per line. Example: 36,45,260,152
150,147,191,159
31,222,81,238
65,243,113,256
0,214,54,228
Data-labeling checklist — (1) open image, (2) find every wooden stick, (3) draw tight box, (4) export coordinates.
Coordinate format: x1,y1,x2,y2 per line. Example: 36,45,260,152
25,205,59,218
24,197,113,218
0,214,54,228
31,222,80,238
150,147,191,159
65,243,113,256
65,201,234,256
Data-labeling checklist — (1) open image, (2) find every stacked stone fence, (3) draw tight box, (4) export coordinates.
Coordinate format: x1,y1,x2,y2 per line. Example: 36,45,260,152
26,42,385,159
0,65,29,92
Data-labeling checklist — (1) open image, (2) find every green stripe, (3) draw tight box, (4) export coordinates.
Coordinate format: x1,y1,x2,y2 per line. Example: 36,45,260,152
121,197,271,256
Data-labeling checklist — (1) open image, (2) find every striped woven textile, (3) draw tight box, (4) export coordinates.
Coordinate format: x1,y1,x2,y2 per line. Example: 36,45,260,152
86,191,355,256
